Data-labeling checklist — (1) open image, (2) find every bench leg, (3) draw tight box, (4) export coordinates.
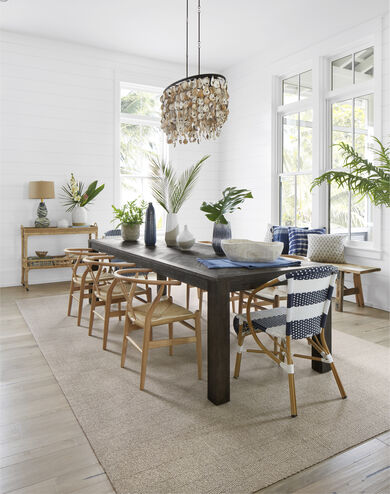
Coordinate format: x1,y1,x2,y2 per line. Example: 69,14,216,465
335,271,344,312
353,273,364,307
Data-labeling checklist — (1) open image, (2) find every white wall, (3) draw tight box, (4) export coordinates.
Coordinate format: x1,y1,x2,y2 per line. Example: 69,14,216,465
0,31,220,287
219,14,390,311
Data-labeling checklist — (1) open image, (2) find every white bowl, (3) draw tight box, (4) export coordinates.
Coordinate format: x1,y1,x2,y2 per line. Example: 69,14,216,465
221,239,284,262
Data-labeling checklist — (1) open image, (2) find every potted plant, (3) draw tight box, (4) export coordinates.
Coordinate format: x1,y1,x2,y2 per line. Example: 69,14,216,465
112,200,147,241
150,155,209,246
311,138,390,207
61,173,105,226
200,187,253,255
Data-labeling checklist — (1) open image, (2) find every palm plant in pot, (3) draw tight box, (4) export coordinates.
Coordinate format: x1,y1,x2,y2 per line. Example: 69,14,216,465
150,155,209,246
112,199,147,241
200,187,253,255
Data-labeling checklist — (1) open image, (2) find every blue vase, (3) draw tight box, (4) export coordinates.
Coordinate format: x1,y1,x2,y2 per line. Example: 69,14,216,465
144,203,156,246
212,222,232,256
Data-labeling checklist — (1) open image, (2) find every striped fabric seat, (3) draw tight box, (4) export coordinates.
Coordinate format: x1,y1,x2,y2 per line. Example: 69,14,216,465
233,265,338,340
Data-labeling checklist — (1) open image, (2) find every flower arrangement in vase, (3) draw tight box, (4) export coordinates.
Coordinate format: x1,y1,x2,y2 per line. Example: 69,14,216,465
200,187,253,255
149,155,209,246
112,199,147,241
60,173,104,226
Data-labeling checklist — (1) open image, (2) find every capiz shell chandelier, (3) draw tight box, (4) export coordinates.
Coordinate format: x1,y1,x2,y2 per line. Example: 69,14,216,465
161,0,229,145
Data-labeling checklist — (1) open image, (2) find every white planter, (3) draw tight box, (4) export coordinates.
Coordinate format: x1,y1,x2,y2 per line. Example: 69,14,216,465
177,225,195,251
121,224,140,241
72,206,88,226
165,213,179,247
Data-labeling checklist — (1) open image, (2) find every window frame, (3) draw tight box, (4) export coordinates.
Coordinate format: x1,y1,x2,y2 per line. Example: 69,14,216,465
271,21,382,259
116,81,168,228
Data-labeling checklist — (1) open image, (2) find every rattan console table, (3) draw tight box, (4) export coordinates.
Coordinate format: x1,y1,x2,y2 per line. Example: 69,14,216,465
21,224,98,290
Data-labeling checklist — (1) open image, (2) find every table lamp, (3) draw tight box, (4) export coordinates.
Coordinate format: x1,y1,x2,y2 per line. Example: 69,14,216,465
29,181,55,227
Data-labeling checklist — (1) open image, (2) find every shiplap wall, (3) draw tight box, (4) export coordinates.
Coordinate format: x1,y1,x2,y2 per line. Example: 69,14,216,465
0,31,220,287
219,15,389,311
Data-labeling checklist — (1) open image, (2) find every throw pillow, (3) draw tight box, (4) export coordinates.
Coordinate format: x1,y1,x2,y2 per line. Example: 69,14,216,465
272,226,290,254
288,227,326,256
307,234,346,263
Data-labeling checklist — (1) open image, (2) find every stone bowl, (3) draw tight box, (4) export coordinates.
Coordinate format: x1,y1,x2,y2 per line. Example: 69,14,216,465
35,250,48,258
221,239,284,262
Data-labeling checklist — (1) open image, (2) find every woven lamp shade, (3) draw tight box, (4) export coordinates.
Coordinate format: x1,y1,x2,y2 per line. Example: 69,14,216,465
29,181,55,200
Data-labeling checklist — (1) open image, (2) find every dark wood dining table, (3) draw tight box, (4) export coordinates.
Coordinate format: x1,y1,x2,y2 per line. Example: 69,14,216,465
89,238,332,405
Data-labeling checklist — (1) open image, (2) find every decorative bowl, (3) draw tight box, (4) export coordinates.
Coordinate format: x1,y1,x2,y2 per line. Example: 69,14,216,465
35,250,48,258
221,239,283,262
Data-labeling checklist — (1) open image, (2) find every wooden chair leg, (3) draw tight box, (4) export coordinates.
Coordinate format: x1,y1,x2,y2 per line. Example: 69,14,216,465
67,280,74,316
286,337,297,417
102,304,110,350
353,273,364,307
77,286,85,326
140,324,151,390
121,314,130,368
336,271,344,312
88,293,97,336
233,327,244,379
197,288,203,313
273,295,280,308
238,291,244,314
147,287,152,303
231,293,236,314
118,301,122,321
195,313,202,379
186,284,191,309
330,362,347,398
168,323,173,355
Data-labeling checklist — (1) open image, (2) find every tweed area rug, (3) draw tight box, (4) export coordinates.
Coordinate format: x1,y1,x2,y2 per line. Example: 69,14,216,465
17,293,390,494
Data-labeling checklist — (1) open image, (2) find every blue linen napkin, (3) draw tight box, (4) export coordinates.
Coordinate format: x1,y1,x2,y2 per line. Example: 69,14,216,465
197,257,301,269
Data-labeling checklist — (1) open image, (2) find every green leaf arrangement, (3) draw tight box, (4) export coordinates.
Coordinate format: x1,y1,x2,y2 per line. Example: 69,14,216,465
111,200,147,228
149,155,209,214
60,173,105,212
200,187,254,224
311,137,390,208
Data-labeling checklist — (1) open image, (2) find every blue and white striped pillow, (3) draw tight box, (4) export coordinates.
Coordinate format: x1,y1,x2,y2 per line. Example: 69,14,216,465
288,227,326,256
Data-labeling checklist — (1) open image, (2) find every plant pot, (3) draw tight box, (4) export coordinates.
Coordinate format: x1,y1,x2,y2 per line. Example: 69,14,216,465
121,224,140,241
165,213,179,247
212,222,231,256
177,225,195,251
72,206,88,226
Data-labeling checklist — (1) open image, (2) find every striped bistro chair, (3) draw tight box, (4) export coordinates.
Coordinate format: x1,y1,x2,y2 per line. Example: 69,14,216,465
233,265,346,417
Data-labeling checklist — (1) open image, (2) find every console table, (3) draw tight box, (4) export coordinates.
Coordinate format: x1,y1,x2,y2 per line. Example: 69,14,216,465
21,224,98,290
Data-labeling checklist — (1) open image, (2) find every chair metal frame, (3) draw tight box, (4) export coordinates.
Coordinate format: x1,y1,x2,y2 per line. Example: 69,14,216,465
234,268,346,417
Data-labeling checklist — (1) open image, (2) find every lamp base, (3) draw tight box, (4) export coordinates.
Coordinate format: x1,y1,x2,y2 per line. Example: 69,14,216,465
35,201,50,228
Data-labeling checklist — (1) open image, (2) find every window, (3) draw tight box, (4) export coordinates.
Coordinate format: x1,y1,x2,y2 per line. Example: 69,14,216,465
120,84,167,229
274,42,378,249
329,47,375,242
278,70,313,226
330,94,374,240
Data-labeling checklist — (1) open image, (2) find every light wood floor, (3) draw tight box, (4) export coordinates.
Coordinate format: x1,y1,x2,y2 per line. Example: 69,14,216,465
0,282,389,494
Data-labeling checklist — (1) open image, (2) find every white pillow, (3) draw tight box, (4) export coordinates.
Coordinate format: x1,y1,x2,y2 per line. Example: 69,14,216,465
307,234,346,263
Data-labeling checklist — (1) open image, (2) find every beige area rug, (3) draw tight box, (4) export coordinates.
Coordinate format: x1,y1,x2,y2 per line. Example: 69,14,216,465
17,292,390,494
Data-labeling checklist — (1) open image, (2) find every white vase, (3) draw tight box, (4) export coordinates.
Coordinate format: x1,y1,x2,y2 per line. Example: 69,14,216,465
177,225,195,251
165,213,179,247
72,206,88,226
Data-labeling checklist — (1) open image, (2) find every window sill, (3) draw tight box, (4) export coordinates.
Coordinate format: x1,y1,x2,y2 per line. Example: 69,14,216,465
344,244,382,260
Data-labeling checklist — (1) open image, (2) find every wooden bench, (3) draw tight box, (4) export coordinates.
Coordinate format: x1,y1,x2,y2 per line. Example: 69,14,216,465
283,256,381,312
329,263,381,312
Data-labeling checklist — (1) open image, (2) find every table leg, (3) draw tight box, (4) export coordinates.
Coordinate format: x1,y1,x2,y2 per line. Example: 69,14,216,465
335,271,344,312
312,306,331,373
207,280,230,405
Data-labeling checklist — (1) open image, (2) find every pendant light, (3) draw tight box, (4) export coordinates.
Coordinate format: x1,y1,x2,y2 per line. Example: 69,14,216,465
161,0,229,145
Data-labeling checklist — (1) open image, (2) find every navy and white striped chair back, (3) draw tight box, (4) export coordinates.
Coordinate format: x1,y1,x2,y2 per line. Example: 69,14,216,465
277,266,338,339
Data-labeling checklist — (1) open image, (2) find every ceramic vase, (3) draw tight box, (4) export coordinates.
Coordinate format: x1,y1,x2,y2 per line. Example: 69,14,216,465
72,206,88,226
121,224,140,241
212,222,231,256
144,203,156,247
177,225,195,251
165,213,179,247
